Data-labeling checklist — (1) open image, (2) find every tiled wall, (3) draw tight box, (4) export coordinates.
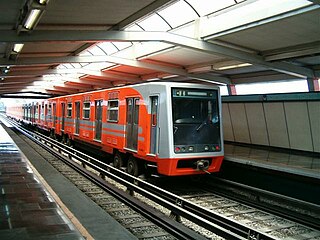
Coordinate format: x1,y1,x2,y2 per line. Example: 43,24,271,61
222,101,320,153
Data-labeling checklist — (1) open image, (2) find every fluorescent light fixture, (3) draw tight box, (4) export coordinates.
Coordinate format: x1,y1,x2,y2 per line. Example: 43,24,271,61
216,63,252,70
13,44,24,53
24,9,41,29
0,77,4,81
39,0,48,4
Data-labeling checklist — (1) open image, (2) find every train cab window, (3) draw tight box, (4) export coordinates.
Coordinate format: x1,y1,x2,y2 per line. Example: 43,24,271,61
107,100,119,122
83,102,91,119
67,103,72,117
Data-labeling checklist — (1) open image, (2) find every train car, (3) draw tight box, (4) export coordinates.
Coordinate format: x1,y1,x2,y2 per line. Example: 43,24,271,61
12,82,224,176
6,105,24,120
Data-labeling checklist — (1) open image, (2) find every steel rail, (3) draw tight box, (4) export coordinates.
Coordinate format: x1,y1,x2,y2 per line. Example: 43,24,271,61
200,177,320,230
7,118,276,240
5,120,206,240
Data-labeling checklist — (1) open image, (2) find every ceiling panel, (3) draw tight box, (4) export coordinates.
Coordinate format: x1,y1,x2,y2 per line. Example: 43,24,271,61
148,48,224,66
0,0,23,27
41,0,155,26
214,8,320,52
18,42,86,58
109,65,156,75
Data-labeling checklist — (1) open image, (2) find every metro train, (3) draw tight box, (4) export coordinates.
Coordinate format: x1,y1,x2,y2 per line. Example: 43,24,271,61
6,82,224,176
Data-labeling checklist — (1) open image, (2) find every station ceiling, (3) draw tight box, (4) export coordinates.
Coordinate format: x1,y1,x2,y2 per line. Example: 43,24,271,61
0,0,319,97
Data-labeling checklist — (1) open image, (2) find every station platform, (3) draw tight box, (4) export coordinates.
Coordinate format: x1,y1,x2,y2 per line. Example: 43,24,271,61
224,143,320,180
0,120,136,240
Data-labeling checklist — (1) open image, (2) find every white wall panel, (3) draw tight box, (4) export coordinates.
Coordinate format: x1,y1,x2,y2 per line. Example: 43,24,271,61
284,102,313,152
307,101,320,152
245,103,269,146
222,103,234,141
229,103,251,143
264,102,290,148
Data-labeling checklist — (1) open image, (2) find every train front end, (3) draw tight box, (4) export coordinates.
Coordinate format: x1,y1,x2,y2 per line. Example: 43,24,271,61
157,84,224,176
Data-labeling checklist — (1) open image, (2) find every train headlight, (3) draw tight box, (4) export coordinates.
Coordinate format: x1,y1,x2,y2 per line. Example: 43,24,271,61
175,147,181,152
204,145,209,151
188,146,194,152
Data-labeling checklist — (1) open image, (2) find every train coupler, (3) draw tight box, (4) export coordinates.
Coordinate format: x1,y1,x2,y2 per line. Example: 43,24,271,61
195,159,210,173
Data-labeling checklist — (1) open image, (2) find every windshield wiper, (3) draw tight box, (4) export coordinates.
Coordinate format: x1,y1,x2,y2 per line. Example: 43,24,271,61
196,120,207,132
174,126,178,134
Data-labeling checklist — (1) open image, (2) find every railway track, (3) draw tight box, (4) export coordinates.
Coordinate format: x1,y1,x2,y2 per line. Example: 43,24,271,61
2,118,201,240
3,116,320,239
151,178,320,240
200,177,320,230
37,151,180,240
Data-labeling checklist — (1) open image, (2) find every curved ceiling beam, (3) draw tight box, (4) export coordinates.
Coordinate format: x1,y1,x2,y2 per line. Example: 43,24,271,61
0,68,140,82
0,30,314,78
0,55,230,84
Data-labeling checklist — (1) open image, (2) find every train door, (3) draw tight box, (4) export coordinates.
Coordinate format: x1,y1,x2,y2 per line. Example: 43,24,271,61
28,105,31,121
23,105,26,120
61,102,65,131
53,103,56,129
35,104,39,123
32,104,35,123
95,100,102,141
126,98,139,151
75,101,80,135
150,96,159,155
44,103,48,125
41,103,44,123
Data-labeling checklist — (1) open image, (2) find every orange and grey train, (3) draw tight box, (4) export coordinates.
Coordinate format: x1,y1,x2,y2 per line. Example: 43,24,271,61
7,82,224,176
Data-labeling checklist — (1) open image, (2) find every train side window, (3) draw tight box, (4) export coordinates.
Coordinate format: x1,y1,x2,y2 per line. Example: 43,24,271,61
35,105,39,119
40,104,45,120
48,104,52,119
44,104,48,121
83,102,90,119
107,100,119,122
67,103,72,117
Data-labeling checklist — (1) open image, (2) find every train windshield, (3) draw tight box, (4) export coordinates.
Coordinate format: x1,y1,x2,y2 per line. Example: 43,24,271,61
172,88,221,153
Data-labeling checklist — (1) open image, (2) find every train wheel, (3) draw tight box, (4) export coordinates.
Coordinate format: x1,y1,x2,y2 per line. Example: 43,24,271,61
127,156,140,177
62,134,67,144
113,152,124,169
66,137,72,147
50,130,55,139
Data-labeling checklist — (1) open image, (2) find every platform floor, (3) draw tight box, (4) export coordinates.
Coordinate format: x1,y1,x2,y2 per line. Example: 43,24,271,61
0,125,85,239
0,119,136,240
224,143,320,180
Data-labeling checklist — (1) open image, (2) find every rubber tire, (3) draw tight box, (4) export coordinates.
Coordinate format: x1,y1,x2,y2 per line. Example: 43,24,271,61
127,156,140,177
62,134,67,144
50,130,55,139
113,152,124,169
66,137,72,147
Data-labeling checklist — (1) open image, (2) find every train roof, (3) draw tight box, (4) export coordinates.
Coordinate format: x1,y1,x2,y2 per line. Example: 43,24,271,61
46,81,219,100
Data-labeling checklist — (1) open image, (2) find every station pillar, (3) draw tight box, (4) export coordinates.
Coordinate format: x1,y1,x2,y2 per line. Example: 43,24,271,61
307,78,320,92
227,84,237,95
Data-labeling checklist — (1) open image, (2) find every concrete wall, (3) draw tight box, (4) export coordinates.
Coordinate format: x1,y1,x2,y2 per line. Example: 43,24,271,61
222,101,320,153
